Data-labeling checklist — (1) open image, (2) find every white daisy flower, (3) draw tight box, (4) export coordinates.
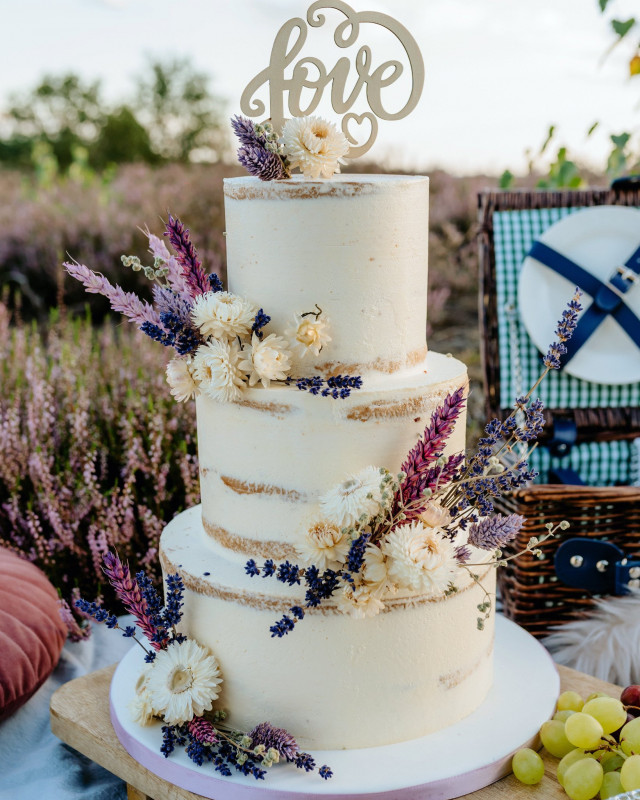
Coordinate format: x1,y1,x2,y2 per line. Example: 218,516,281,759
145,639,222,726
166,357,198,403
336,581,385,619
319,466,384,528
297,519,350,570
192,340,246,403
419,500,452,529
381,522,459,595
282,116,349,179
238,333,292,388
285,312,331,358
191,291,257,342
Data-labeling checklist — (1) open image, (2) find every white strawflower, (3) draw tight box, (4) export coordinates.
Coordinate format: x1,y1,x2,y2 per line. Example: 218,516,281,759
285,312,331,358
420,501,452,529
129,669,157,726
319,466,384,528
336,581,385,619
192,340,246,403
297,519,350,570
191,291,257,341
166,357,198,403
238,333,292,388
145,639,222,726
382,522,459,595
362,544,390,594
282,116,349,179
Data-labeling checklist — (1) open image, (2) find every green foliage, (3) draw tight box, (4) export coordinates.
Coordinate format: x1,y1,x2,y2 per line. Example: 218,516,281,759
536,147,585,189
611,17,635,39
0,58,228,172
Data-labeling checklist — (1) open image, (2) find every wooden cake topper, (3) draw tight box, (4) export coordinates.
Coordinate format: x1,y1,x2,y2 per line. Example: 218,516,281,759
240,1,425,158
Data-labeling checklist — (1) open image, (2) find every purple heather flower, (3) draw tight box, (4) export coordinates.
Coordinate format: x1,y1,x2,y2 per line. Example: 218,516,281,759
455,545,472,564
467,514,525,550
248,722,300,762
231,115,266,148
238,145,288,181
543,289,583,369
188,717,218,745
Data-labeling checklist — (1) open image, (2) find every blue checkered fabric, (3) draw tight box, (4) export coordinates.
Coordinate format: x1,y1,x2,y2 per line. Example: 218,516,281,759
492,207,639,485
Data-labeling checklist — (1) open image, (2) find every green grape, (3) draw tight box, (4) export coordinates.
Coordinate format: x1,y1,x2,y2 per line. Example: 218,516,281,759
599,752,625,772
554,709,577,722
512,748,545,785
621,754,640,791
557,749,593,787
586,692,610,702
620,716,640,756
582,697,627,735
563,759,604,800
600,770,623,798
540,719,575,758
558,691,585,712
565,712,605,750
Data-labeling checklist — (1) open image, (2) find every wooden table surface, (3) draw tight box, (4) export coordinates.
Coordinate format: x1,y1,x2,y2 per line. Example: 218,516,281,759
50,663,622,800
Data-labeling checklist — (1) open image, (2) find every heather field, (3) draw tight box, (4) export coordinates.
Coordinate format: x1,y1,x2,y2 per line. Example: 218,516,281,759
0,162,493,619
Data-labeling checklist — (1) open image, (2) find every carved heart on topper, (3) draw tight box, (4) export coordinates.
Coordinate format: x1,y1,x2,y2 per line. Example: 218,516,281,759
342,113,378,158
240,0,425,160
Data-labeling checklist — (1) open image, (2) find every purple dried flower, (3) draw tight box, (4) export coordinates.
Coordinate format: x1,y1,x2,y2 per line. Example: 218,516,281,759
188,717,218,745
249,722,300,762
102,551,167,649
64,261,160,327
238,146,288,181
164,214,209,297
231,115,266,148
467,514,525,550
455,545,472,564
543,289,582,369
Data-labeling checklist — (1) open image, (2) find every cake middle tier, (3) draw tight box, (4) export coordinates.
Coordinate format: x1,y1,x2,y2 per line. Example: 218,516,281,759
197,351,467,560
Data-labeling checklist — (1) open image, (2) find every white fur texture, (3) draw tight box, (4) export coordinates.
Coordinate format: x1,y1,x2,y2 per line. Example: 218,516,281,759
543,591,640,686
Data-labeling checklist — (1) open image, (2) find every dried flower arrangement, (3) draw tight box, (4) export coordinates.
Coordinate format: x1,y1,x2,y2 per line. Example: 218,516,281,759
77,552,333,782
232,114,350,181
245,291,583,635
64,216,362,403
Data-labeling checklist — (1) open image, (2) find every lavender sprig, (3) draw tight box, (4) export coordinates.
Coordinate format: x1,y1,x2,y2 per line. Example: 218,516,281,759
544,289,582,369
238,146,289,182
251,309,271,340
284,374,363,399
165,214,209,297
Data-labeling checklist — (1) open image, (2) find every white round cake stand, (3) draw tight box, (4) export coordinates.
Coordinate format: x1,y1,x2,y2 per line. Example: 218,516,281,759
110,615,559,800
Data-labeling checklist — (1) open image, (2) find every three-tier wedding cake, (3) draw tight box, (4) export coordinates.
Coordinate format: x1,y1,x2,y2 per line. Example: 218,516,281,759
159,174,495,750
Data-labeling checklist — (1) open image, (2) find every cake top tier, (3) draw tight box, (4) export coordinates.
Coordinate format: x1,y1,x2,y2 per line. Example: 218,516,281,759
223,174,430,376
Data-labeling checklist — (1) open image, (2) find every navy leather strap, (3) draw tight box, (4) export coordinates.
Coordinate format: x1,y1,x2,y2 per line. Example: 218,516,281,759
528,240,640,364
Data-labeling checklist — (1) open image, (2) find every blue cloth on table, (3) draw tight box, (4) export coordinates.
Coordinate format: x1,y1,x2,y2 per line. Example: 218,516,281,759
0,622,132,800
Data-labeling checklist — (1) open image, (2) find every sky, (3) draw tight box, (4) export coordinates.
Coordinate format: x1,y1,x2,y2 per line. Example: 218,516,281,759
2,0,639,174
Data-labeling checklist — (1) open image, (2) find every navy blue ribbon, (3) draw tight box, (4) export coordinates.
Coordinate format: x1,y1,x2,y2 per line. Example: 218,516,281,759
527,240,640,365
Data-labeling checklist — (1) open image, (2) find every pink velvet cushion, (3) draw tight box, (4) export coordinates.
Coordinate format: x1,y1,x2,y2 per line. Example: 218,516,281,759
0,548,67,721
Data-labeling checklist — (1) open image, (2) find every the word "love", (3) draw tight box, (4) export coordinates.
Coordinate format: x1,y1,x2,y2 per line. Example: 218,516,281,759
240,1,425,158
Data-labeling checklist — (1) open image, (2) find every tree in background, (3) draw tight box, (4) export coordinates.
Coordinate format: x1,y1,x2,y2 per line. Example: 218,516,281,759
0,58,228,171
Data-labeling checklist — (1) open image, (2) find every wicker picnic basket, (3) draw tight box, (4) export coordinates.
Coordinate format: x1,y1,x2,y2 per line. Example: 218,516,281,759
478,186,640,638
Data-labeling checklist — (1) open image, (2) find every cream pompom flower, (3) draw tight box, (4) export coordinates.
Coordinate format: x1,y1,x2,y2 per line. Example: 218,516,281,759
282,116,349,179
297,519,350,570
191,291,257,341
319,466,384,528
381,522,459,595
285,312,331,358
166,357,198,403
336,581,385,619
192,340,246,403
145,639,222,726
362,544,391,594
419,500,452,529
238,333,292,388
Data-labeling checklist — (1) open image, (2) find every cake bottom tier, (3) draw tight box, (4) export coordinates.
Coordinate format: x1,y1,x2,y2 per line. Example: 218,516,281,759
160,506,496,750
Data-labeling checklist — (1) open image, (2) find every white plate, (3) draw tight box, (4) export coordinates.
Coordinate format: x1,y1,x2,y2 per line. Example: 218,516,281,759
518,205,640,385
